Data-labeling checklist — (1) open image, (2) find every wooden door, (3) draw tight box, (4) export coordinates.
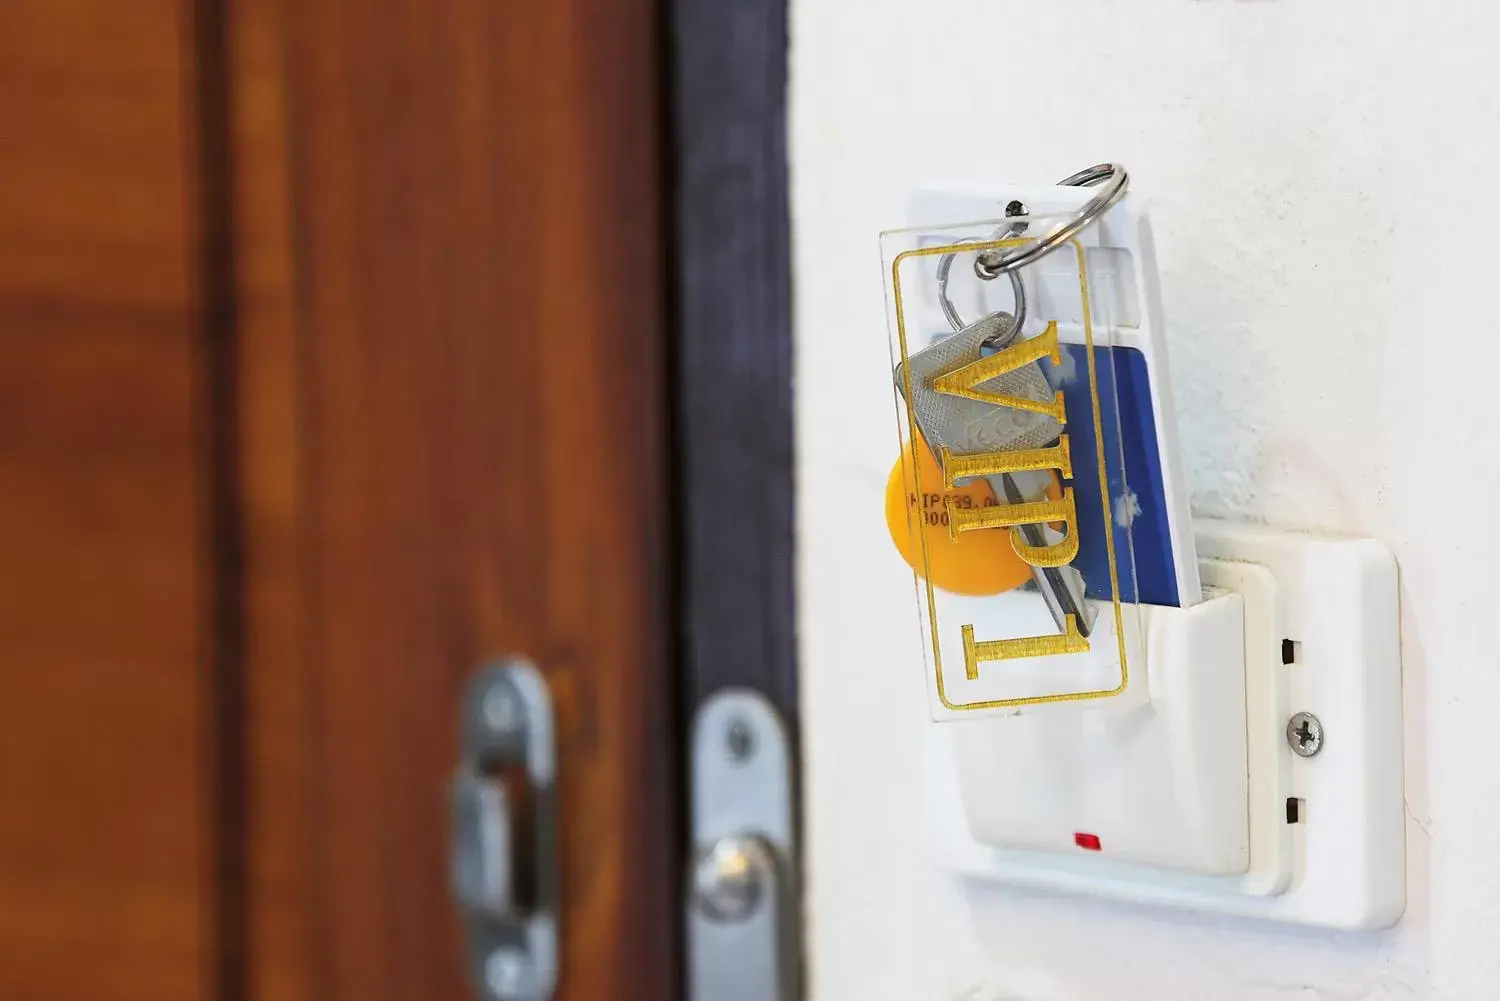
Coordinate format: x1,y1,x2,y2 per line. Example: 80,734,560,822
0,2,213,997
231,2,677,999
0,1,676,999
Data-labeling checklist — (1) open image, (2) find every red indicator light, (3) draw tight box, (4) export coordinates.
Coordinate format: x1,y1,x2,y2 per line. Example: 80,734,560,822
1074,832,1102,851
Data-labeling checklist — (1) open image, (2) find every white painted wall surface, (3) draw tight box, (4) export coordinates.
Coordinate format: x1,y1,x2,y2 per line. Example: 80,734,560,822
792,3,1500,999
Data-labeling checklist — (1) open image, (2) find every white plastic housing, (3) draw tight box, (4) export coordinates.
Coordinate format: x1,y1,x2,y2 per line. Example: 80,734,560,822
930,521,1405,929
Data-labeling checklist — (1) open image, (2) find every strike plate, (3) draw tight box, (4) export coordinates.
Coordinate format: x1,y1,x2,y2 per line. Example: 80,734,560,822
688,691,799,1001
450,659,559,1000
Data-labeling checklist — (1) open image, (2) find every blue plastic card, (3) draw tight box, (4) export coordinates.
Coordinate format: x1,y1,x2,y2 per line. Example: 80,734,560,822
1047,344,1180,607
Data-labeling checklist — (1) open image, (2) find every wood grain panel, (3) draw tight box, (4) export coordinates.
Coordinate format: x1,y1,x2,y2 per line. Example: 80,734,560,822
0,2,209,999
232,2,677,999
225,2,310,999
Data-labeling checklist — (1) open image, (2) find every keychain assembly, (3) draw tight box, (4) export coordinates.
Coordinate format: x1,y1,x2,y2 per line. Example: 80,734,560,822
884,167,1407,931
882,164,1199,717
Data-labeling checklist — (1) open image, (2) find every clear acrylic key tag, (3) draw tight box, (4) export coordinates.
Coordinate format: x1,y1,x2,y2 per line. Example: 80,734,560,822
882,209,1148,721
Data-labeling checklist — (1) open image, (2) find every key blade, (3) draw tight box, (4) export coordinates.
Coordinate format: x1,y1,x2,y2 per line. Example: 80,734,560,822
894,314,1062,462
994,470,1098,637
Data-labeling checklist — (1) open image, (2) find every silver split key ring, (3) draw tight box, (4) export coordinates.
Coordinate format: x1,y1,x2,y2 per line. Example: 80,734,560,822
935,163,1130,343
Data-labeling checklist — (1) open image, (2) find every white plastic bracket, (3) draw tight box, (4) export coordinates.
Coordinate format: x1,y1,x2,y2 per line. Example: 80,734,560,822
929,520,1405,929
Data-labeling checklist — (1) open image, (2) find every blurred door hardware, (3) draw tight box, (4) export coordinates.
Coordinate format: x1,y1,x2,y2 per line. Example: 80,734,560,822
688,691,798,1001
451,659,559,1001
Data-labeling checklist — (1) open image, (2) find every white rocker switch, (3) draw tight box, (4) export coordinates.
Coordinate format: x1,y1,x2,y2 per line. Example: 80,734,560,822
952,593,1249,876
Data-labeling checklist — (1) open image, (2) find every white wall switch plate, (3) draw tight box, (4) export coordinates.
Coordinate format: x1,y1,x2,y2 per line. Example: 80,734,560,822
927,521,1405,929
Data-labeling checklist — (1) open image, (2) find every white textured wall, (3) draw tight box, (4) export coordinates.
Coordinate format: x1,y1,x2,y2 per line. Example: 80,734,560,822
793,3,1500,999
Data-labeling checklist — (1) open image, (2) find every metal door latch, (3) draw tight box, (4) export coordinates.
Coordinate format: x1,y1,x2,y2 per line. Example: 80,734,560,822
450,658,558,1001
688,690,799,1001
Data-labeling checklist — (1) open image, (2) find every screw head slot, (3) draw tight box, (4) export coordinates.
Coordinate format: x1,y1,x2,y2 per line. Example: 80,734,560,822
725,717,756,763
1287,712,1324,758
481,684,521,738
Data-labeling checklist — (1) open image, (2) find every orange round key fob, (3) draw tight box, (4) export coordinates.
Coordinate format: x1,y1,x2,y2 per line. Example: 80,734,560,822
884,434,1042,597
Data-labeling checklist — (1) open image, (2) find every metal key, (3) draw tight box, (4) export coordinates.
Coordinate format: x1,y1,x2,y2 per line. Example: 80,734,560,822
895,312,1096,637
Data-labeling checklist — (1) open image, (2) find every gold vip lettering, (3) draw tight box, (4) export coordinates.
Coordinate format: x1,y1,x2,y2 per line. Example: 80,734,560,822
932,322,1089,678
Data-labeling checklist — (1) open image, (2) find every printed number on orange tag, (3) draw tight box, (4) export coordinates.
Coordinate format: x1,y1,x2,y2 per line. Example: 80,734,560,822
884,434,1056,597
